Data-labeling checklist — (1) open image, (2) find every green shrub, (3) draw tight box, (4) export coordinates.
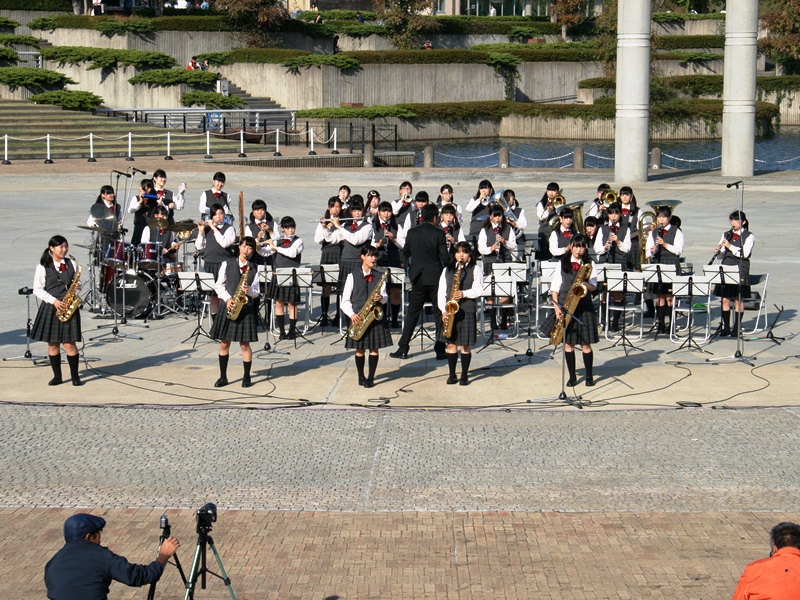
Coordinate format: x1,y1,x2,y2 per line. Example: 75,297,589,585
128,69,218,88
27,17,57,31
297,10,379,21
96,18,156,36
654,35,724,50
298,105,417,119
201,48,310,65
0,0,70,9
329,23,387,38
433,15,559,35
29,89,103,111
0,34,41,47
0,66,74,89
656,51,724,65
28,14,232,35
0,47,18,65
181,91,246,109
756,75,800,94
344,49,489,65
0,17,20,29
283,54,362,73
578,77,614,90
662,74,723,97
652,12,725,23
41,46,177,70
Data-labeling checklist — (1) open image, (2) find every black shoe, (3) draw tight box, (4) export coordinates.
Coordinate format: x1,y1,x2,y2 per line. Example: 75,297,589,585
358,376,366,387
585,377,595,387
435,353,448,361
48,377,62,386
657,324,668,334
364,379,374,388
320,314,330,326
609,324,620,333
214,377,228,388
71,378,84,387
242,377,253,388
389,349,409,359
447,375,459,385
566,378,577,387
459,377,470,386
279,332,288,340
643,309,655,319
391,320,400,329
287,331,296,340
730,329,739,338
719,326,731,336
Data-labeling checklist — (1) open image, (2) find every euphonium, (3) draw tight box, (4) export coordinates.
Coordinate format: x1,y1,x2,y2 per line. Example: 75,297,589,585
549,263,592,347
56,255,82,323
442,263,463,339
547,194,567,229
638,211,657,265
348,269,389,341
227,264,250,320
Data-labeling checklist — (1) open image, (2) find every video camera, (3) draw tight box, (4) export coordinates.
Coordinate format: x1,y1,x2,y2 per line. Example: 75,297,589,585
196,502,217,532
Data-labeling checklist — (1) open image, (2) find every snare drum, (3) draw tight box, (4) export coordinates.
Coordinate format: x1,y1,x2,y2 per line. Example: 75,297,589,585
104,241,133,269
139,242,159,269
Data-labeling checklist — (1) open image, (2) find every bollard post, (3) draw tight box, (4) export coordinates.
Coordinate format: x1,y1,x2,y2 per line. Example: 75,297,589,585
423,145,434,168
573,146,584,169
363,143,374,168
274,129,282,157
309,128,316,155
238,130,247,158
88,132,97,162
498,146,509,168
165,131,173,160
125,132,134,161
650,147,662,170
2,134,10,165
331,128,339,154
44,134,54,164
204,130,213,159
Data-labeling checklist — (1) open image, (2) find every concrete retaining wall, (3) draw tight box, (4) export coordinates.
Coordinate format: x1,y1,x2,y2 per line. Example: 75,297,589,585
651,20,725,36
654,58,724,76
517,61,604,102
0,83,35,100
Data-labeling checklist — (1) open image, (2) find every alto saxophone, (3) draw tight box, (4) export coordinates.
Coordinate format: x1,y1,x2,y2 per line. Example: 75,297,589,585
56,255,82,323
549,263,592,347
442,263,463,339
227,264,249,320
348,269,389,342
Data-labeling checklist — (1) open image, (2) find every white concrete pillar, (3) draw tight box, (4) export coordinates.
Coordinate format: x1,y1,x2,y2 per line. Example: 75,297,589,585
721,1,759,177
614,0,651,184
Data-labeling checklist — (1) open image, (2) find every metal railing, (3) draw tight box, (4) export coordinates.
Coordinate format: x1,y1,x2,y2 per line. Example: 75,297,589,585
95,108,298,134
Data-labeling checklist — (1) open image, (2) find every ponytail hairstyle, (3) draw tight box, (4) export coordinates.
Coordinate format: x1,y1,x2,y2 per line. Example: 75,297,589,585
436,183,454,206
250,199,273,223
476,179,494,200
41,234,68,267
560,233,590,271
439,203,460,229
95,185,115,205
540,181,560,209
618,185,639,213
730,210,748,230
324,196,342,220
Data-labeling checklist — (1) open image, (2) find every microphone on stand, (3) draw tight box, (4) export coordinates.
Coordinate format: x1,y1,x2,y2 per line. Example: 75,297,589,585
113,170,131,178
726,181,743,189
131,168,147,175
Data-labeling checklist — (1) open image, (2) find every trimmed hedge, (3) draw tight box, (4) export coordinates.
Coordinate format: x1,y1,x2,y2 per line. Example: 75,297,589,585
128,69,219,88
0,66,74,88
0,0,70,9
40,46,177,70
654,51,724,65
652,12,725,23
654,35,724,50
0,17,21,29
581,75,800,99
27,17,57,31
432,15,560,35
181,91,245,109
297,10,379,22
0,34,41,47
197,48,310,65
29,90,103,111
28,15,234,35
0,47,18,64
283,54,362,73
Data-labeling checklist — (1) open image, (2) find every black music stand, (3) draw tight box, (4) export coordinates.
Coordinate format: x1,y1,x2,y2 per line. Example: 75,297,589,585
255,264,271,337
274,267,314,349
3,287,48,364
595,263,621,330
601,271,644,355
385,266,406,327
309,264,340,335
745,304,785,346
179,272,216,347
667,275,712,355
477,273,516,353
642,264,676,337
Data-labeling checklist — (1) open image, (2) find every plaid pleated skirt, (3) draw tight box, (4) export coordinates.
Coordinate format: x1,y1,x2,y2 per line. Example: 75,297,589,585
268,277,302,303
31,302,82,344
203,261,222,294
321,244,343,265
337,259,361,294
210,301,259,343
539,299,599,346
437,309,477,346
624,242,641,271
345,316,393,350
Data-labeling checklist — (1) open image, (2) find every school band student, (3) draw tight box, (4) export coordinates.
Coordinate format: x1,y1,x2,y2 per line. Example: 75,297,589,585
151,169,185,226
548,206,577,261
645,206,684,334
210,237,261,388
436,184,463,222
536,182,561,260
465,179,495,240
477,204,517,330
263,217,304,340
32,235,83,387
372,201,404,328
341,246,392,388
439,203,466,257
713,210,754,337
593,202,632,332
198,172,231,220
195,203,236,317
313,197,345,326
438,242,483,386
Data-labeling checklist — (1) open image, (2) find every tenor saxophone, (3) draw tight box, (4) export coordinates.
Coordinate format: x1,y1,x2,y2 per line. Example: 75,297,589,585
442,263,463,339
56,255,82,323
348,269,389,342
227,264,249,320
549,263,592,346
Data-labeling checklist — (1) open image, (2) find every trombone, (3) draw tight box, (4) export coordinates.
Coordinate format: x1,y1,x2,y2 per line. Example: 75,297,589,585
601,190,617,208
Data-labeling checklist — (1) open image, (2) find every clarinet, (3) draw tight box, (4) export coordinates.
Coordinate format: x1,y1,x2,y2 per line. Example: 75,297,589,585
707,228,734,265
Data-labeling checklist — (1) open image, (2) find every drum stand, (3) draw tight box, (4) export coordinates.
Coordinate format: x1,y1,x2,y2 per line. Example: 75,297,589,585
82,233,104,313
149,232,181,320
3,288,48,364
90,229,147,343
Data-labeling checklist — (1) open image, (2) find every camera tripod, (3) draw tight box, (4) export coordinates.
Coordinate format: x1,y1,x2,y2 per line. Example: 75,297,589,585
183,524,236,600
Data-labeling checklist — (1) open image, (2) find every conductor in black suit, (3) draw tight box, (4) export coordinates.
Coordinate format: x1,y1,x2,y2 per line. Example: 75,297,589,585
390,203,449,360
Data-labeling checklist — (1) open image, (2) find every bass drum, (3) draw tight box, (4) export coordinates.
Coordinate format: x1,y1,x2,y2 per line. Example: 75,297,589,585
105,272,155,318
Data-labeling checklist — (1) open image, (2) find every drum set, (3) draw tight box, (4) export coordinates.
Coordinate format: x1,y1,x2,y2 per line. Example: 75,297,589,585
79,210,200,320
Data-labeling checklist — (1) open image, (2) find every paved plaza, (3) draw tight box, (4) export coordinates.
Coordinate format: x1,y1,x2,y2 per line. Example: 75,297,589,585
0,154,799,598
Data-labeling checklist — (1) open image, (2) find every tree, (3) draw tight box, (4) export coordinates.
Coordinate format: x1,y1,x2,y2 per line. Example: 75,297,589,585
550,0,587,40
379,0,438,50
212,0,288,46
761,0,800,74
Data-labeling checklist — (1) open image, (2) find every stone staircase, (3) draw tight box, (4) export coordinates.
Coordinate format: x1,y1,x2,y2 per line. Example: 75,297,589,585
0,99,242,160
225,83,293,130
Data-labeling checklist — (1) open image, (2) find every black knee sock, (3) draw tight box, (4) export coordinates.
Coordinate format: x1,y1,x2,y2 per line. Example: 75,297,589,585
289,318,297,336
243,360,251,378
218,354,229,379
49,354,62,381
355,355,365,379
565,350,576,380
367,354,379,380
611,309,621,328
447,353,458,378
732,311,743,332
276,314,286,335
721,309,730,330
66,354,80,381
657,304,667,327
460,352,472,378
582,351,593,380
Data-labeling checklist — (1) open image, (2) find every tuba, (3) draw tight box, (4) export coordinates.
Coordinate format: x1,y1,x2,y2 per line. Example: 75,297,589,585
56,255,82,323
641,200,682,264
442,263,463,339
227,264,250,320
549,263,592,347
348,269,389,341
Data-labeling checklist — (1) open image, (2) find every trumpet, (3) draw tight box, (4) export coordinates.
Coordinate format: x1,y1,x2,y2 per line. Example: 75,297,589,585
401,193,413,204
479,194,491,206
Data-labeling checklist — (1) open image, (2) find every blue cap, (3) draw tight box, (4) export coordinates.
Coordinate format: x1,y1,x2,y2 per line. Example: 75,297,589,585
63,514,106,542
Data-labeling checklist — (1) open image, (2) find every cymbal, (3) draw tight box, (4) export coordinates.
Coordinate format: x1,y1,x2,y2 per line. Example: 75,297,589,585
90,204,117,221
148,217,169,229
168,221,198,233
77,224,113,233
